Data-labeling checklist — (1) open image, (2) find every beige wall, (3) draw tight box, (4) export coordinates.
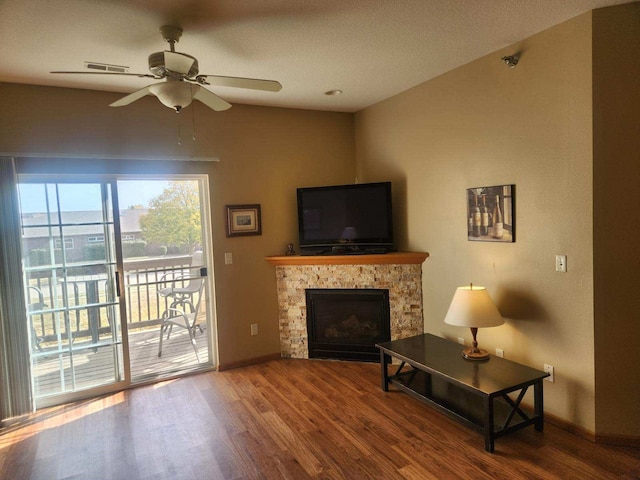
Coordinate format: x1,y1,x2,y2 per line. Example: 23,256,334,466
592,3,640,438
0,82,356,368
355,14,597,431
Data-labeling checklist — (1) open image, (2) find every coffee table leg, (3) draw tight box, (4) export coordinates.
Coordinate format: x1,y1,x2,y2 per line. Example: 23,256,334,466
534,380,544,432
380,350,389,391
484,396,495,452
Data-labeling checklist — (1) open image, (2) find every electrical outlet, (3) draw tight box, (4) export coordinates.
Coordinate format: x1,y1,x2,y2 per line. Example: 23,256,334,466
555,255,567,272
496,348,504,358
224,252,233,265
544,364,554,382
250,323,258,336
458,337,465,345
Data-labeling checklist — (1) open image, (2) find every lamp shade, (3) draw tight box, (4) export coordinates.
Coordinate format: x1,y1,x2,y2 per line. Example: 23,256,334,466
444,285,504,328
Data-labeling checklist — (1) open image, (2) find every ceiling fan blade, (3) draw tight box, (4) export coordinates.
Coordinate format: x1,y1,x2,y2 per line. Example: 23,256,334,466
197,75,282,92
51,71,157,79
109,85,154,107
193,86,232,111
164,51,195,75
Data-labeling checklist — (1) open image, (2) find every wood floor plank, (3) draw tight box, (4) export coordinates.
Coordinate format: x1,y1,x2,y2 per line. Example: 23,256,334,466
1,359,639,479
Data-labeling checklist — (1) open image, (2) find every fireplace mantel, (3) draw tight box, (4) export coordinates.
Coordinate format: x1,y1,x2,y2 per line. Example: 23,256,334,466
265,251,428,266
266,251,429,359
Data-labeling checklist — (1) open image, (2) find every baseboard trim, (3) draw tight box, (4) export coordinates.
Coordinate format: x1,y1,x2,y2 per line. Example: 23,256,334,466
217,352,282,371
544,411,596,442
594,433,640,447
544,411,640,447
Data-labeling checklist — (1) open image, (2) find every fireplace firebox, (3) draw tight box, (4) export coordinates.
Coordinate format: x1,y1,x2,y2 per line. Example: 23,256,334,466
306,289,391,362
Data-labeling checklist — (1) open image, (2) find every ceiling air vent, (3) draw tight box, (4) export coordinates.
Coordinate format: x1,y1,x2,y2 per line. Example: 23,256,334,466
84,61,129,73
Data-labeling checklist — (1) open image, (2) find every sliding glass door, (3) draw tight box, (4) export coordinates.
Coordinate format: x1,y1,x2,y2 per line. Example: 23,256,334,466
20,181,125,405
18,175,215,408
117,179,212,381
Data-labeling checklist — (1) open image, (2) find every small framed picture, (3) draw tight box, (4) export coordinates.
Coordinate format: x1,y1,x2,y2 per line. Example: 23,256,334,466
467,185,515,242
225,204,262,237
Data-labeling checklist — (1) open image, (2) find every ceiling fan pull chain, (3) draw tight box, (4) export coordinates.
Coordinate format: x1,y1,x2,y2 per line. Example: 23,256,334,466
177,114,182,145
192,90,197,141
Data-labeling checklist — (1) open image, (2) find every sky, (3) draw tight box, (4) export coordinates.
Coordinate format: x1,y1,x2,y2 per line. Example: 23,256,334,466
18,180,170,213
117,180,169,210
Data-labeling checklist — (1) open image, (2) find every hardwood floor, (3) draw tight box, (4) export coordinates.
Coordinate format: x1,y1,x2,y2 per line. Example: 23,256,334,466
1,359,638,479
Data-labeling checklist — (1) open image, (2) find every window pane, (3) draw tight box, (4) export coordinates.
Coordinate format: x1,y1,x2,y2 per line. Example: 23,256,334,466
20,180,123,404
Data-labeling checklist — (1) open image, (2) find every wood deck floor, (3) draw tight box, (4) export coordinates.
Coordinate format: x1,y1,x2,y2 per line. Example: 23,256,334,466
129,325,210,379
32,326,210,398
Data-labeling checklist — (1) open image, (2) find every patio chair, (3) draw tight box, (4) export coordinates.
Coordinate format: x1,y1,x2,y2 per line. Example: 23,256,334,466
157,251,206,361
157,250,204,315
158,275,205,362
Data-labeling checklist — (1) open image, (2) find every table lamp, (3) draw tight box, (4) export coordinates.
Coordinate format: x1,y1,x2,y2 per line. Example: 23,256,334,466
444,284,504,360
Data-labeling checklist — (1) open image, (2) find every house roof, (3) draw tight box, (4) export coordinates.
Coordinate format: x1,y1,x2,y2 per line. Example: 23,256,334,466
0,0,632,113
21,209,148,238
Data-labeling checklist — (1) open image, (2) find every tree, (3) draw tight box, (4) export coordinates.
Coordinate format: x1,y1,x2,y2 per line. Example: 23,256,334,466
139,181,202,254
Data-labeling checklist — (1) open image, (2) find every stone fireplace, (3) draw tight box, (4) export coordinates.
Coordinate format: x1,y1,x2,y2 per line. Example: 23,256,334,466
266,252,428,360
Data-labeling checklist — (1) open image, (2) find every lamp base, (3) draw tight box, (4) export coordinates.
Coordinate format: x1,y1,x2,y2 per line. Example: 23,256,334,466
462,347,490,361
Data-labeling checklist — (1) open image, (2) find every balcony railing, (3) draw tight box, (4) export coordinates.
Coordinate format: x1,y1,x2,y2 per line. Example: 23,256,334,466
27,255,198,350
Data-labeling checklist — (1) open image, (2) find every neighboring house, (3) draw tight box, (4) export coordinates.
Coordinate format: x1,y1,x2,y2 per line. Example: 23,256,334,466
20,209,147,262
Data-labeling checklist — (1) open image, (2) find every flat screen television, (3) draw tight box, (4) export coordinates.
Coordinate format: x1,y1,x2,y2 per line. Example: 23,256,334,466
297,181,394,255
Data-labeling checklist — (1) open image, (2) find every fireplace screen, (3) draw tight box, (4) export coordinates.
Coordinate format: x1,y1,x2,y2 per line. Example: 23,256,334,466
306,289,391,362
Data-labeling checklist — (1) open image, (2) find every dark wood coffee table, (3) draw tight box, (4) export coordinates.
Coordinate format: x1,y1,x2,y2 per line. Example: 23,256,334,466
376,333,549,452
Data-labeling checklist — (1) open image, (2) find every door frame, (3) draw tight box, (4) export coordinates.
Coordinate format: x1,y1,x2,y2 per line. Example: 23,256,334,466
17,172,217,409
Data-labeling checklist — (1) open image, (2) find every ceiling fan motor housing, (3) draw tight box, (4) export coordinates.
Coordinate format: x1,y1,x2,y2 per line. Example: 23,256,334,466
148,51,199,78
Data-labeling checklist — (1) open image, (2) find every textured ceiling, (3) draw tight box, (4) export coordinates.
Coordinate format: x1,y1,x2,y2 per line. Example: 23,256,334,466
0,0,634,113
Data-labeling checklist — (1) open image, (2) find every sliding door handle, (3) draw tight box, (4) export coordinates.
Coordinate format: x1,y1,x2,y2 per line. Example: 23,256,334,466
115,272,121,297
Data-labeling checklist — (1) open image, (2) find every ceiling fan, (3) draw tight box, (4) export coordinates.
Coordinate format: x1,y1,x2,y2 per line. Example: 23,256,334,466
51,25,282,113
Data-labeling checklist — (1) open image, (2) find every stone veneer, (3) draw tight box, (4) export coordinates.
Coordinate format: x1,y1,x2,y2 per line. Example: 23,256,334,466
271,257,426,359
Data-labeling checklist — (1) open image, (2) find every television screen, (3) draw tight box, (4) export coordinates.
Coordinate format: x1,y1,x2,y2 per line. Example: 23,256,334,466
297,182,394,255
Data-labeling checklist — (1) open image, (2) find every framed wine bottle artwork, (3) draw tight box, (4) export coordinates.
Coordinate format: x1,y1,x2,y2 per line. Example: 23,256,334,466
466,185,515,242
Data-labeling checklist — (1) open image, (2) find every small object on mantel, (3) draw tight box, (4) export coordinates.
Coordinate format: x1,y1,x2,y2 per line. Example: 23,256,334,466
285,243,296,256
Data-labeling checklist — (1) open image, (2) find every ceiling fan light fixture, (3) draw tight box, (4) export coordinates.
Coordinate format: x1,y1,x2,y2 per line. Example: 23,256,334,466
149,81,196,112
